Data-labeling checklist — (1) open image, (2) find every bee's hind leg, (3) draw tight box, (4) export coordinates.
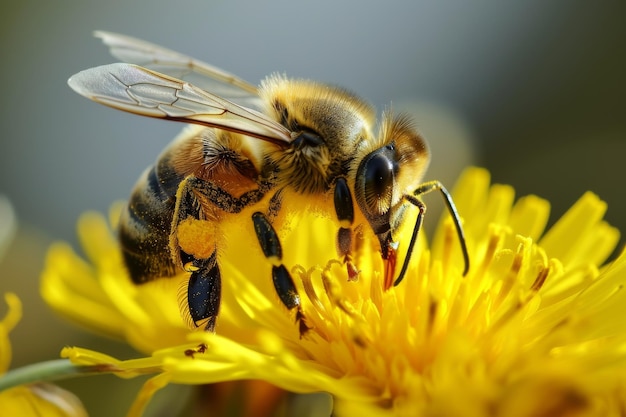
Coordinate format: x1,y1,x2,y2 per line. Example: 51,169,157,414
173,176,271,332
171,177,224,332
185,252,221,332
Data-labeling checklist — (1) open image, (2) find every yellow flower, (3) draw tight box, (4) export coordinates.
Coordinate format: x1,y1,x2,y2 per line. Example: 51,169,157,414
0,294,89,417
0,294,21,376
41,167,626,417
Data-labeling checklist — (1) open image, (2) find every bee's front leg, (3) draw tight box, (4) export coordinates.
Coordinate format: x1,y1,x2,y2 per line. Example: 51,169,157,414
334,177,359,280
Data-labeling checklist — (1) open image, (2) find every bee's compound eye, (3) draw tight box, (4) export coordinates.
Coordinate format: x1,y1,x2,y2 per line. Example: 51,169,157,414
356,149,397,218
366,154,394,198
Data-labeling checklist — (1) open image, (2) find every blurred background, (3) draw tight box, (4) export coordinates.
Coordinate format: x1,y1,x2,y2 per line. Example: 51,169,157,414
0,1,624,416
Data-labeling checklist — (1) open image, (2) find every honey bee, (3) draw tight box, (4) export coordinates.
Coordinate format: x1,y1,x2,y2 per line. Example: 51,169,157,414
68,32,469,332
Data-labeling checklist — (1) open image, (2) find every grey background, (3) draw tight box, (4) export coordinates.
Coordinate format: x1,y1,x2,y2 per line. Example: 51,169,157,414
2,1,625,244
0,1,625,416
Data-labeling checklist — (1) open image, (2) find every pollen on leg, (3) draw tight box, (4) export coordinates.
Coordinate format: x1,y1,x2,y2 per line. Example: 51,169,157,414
177,218,216,260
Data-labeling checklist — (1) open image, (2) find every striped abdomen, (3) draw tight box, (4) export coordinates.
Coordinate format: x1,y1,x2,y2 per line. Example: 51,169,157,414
118,153,185,284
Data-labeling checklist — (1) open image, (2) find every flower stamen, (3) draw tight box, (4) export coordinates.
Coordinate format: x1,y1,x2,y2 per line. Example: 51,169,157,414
38,167,626,416
475,225,505,280
529,266,550,293
293,264,325,313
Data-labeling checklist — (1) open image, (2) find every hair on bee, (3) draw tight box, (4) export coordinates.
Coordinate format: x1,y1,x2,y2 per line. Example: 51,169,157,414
68,31,469,333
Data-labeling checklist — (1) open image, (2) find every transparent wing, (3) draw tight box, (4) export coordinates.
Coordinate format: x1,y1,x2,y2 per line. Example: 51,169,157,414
68,63,292,145
94,31,262,109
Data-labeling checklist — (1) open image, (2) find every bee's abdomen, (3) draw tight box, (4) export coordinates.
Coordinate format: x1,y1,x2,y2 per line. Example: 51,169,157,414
119,161,182,284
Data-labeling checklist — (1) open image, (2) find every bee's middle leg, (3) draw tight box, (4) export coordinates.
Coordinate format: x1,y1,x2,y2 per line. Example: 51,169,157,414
251,192,307,334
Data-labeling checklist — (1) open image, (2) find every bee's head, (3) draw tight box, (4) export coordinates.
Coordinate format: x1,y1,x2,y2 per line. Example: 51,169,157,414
260,74,376,194
352,112,430,240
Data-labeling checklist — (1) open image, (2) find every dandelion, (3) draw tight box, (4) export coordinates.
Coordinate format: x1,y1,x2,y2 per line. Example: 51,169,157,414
38,167,626,416
0,197,89,416
0,293,90,416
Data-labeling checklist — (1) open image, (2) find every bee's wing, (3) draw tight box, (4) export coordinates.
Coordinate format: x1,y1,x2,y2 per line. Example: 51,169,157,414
94,31,261,109
68,63,292,145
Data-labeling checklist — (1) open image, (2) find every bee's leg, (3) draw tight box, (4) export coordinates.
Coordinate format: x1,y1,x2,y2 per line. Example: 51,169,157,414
172,177,271,331
265,189,284,223
392,181,470,288
252,211,308,334
186,253,221,332
334,177,359,280
171,176,270,269
252,211,299,310
170,178,223,331
260,192,304,312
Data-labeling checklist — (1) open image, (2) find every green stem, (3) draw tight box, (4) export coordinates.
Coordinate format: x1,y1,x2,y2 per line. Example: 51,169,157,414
0,359,102,391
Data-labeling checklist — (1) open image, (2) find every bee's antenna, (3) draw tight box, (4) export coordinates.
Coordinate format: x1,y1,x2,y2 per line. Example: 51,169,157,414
394,181,470,287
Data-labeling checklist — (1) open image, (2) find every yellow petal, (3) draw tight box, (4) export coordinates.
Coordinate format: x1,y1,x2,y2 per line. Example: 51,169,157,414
40,244,127,340
39,167,626,416
0,384,88,417
540,192,619,267
0,293,21,374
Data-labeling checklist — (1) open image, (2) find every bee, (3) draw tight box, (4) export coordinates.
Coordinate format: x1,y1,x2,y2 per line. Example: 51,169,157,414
68,32,469,332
